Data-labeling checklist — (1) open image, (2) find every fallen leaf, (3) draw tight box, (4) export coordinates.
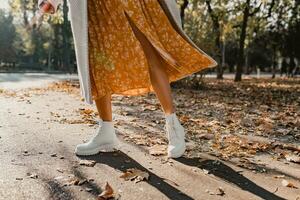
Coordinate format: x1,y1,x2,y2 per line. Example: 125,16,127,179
273,175,285,179
281,179,298,188
142,104,157,111
78,179,87,186
216,187,225,196
79,160,96,167
98,182,114,200
85,187,93,192
199,133,214,140
120,168,149,183
29,174,38,179
285,154,300,163
205,187,225,196
149,145,167,156
69,177,80,185
180,115,190,123
54,176,64,181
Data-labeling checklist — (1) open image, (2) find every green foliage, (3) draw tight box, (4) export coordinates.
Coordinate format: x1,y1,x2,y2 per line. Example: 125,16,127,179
0,9,16,63
181,0,299,76
4,0,73,71
0,0,299,75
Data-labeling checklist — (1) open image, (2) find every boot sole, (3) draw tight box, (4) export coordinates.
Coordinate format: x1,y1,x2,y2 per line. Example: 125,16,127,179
75,143,119,156
167,142,186,158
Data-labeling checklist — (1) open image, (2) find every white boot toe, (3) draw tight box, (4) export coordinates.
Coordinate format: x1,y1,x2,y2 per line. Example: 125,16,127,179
75,121,119,156
167,141,186,158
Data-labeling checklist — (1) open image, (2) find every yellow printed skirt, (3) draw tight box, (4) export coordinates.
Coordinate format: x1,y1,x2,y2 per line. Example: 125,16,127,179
88,0,216,100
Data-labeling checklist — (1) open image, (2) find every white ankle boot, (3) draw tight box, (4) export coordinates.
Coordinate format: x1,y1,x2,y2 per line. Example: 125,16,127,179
75,120,119,156
165,113,186,158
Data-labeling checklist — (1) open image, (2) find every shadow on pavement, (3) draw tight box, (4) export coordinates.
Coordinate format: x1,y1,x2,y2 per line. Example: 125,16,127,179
44,179,75,200
175,157,286,200
71,166,104,196
80,150,194,200
40,167,103,199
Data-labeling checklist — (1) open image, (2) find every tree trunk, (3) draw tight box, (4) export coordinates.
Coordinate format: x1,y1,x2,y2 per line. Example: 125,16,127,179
180,0,189,27
62,0,70,72
205,0,223,79
235,0,250,82
216,36,223,79
221,40,226,76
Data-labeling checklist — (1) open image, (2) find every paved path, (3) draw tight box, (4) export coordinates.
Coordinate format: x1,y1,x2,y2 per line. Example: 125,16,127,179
0,73,299,200
0,73,78,90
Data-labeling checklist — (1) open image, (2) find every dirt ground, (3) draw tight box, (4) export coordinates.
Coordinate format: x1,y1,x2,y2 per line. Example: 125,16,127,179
0,76,299,200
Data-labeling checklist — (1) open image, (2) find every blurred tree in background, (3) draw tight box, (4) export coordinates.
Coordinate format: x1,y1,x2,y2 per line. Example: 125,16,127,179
4,0,75,72
178,0,300,80
0,10,16,65
0,0,299,80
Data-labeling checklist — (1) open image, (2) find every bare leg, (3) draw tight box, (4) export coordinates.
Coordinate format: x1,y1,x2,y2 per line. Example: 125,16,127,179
95,94,113,121
148,50,176,115
126,14,175,114
129,24,186,158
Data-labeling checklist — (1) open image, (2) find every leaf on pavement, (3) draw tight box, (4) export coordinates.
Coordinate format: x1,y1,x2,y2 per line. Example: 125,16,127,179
98,182,114,200
199,133,214,140
205,187,225,196
216,187,225,196
273,175,285,179
281,179,298,188
27,172,38,179
149,145,167,156
285,154,300,163
79,160,96,167
120,168,149,183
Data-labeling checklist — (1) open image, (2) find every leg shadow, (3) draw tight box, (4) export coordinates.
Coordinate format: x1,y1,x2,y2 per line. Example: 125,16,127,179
79,151,194,200
45,180,74,200
71,166,103,196
176,157,286,200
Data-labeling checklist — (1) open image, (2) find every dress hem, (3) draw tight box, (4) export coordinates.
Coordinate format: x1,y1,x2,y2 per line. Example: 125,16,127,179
91,59,216,101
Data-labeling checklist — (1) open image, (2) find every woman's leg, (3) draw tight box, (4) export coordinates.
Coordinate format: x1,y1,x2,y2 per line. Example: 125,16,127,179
142,47,176,115
134,32,187,157
95,94,113,121
126,15,186,158
147,49,176,115
126,14,175,114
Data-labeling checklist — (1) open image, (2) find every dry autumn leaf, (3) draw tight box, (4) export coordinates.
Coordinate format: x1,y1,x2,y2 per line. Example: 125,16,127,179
281,179,298,189
69,177,80,185
79,160,96,167
120,168,149,183
142,104,157,111
285,154,300,163
198,133,214,140
149,145,167,156
98,182,114,200
205,187,225,196
273,175,285,179
216,187,225,196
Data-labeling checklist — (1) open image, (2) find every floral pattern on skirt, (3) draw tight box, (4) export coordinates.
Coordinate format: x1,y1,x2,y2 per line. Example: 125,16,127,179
88,0,215,100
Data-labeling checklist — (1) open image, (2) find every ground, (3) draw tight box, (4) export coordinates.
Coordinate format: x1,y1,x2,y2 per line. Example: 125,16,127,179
0,73,299,200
